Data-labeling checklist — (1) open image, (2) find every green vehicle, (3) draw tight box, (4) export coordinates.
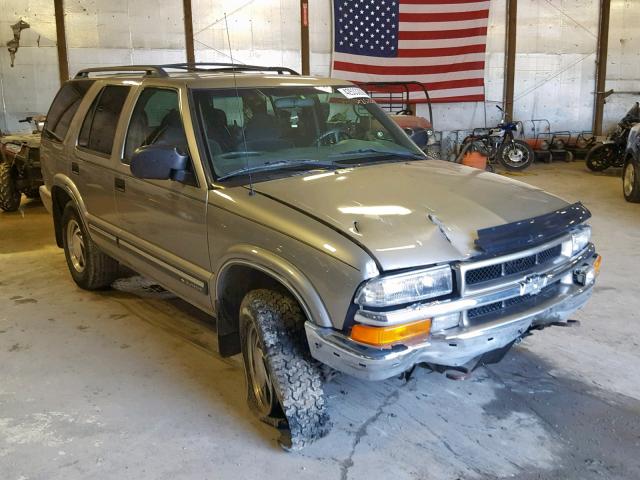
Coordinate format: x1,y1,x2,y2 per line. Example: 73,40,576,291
0,116,45,212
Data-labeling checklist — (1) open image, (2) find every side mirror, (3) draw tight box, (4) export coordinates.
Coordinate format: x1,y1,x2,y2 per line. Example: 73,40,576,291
130,144,189,181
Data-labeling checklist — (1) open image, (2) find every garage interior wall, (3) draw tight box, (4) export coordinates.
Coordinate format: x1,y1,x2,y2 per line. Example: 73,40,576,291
64,0,186,76
603,0,640,129
0,0,60,132
0,0,638,137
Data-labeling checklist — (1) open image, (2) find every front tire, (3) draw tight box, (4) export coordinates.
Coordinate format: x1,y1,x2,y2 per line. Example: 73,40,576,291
623,158,640,202
586,143,616,171
0,161,21,212
239,289,330,450
61,202,118,289
497,139,534,170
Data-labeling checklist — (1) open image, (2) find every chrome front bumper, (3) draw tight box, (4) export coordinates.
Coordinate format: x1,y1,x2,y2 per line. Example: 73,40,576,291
306,247,598,381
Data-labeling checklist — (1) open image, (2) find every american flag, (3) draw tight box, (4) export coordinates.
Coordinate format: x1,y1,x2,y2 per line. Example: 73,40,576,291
331,0,489,103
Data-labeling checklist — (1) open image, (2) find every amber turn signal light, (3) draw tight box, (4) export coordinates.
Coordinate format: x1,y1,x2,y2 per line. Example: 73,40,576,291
594,255,602,275
350,319,432,347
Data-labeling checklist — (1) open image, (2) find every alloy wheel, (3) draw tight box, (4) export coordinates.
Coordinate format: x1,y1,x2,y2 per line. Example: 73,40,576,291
624,162,636,197
66,219,86,273
245,321,275,417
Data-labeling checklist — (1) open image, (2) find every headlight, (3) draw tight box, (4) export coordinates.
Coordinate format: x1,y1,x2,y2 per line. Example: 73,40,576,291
562,225,591,257
356,265,453,308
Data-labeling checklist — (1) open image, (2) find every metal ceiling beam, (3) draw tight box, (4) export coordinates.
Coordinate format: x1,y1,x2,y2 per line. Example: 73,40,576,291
503,0,517,118
593,0,611,136
53,0,69,84
183,0,196,65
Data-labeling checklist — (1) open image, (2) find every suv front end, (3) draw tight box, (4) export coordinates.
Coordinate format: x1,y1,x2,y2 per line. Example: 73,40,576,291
306,221,600,381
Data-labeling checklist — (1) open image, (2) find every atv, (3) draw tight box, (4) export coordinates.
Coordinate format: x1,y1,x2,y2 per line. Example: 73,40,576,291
0,115,44,212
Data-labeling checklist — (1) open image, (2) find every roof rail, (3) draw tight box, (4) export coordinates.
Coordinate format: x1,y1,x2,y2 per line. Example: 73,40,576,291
161,63,300,75
74,65,168,79
74,63,300,79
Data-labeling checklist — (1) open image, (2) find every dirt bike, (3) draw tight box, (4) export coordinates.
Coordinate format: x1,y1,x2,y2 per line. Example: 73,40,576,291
586,102,640,172
457,106,534,171
0,115,44,212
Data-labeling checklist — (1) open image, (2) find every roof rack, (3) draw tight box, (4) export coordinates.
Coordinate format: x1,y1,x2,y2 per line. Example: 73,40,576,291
161,63,300,75
75,65,168,78
74,63,299,79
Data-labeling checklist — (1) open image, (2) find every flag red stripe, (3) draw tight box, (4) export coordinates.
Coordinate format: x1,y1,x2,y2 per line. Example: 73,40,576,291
377,94,486,104
430,94,486,103
398,27,487,40
399,10,489,22
398,43,486,57
334,60,485,75
369,77,485,91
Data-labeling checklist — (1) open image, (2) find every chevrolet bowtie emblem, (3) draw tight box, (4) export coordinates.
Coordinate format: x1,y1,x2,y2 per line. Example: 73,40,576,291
519,274,548,296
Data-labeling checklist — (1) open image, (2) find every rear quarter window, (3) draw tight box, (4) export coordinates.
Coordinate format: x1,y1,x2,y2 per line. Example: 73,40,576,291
78,85,131,156
43,80,95,142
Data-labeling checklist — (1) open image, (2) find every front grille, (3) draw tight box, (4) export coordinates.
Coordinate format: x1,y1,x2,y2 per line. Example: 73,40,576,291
467,282,560,321
465,244,562,287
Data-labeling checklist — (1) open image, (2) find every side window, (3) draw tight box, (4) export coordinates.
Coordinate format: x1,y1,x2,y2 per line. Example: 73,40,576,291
43,80,95,142
123,88,188,164
78,85,131,156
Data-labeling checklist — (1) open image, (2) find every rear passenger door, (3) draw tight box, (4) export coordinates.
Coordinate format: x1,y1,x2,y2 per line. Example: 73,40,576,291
74,84,131,231
113,86,211,310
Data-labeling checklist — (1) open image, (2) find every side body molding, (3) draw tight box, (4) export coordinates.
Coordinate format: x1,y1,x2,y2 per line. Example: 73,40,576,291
215,244,333,328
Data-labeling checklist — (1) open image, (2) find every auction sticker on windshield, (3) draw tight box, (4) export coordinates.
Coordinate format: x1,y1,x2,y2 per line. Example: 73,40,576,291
338,87,369,99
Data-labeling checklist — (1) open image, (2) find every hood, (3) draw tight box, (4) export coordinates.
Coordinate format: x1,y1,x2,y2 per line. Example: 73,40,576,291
253,160,569,272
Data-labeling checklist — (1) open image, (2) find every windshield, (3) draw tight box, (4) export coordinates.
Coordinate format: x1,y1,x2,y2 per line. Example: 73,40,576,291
191,85,425,180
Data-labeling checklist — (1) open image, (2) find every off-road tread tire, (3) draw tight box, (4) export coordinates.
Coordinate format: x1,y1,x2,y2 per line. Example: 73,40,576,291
61,202,118,290
0,161,21,212
585,143,613,172
623,159,640,203
240,289,330,451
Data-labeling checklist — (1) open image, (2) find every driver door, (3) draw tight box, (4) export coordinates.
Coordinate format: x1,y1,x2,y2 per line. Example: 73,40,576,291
113,86,212,310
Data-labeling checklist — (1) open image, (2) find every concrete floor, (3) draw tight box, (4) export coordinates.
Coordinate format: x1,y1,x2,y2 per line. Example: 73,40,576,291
1,162,639,480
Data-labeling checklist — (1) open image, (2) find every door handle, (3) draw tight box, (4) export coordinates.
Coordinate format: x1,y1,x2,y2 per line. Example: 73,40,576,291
71,162,79,174
114,177,126,192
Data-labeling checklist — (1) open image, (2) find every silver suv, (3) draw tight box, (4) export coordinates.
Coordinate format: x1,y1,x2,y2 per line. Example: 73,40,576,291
39,63,600,450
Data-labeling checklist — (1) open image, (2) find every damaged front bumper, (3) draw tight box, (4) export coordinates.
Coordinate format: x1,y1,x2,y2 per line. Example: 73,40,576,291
306,245,598,381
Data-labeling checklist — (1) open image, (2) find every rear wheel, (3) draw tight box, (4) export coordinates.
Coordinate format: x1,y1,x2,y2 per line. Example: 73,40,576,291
497,139,534,170
623,158,640,202
0,161,21,212
61,202,118,289
586,143,616,171
239,289,330,450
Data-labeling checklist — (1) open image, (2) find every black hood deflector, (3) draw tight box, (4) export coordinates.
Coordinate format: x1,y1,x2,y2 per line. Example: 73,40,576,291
475,202,591,256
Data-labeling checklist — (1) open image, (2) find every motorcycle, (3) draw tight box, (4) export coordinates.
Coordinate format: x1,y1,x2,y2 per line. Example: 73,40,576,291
457,106,534,171
586,102,640,172
0,115,45,212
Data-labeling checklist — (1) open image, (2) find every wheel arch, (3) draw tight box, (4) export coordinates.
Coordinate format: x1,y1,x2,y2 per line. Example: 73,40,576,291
214,245,333,357
50,175,87,248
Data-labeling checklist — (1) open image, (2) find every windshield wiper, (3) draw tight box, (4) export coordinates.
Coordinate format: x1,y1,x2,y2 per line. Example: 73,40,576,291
329,148,424,162
217,159,336,181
